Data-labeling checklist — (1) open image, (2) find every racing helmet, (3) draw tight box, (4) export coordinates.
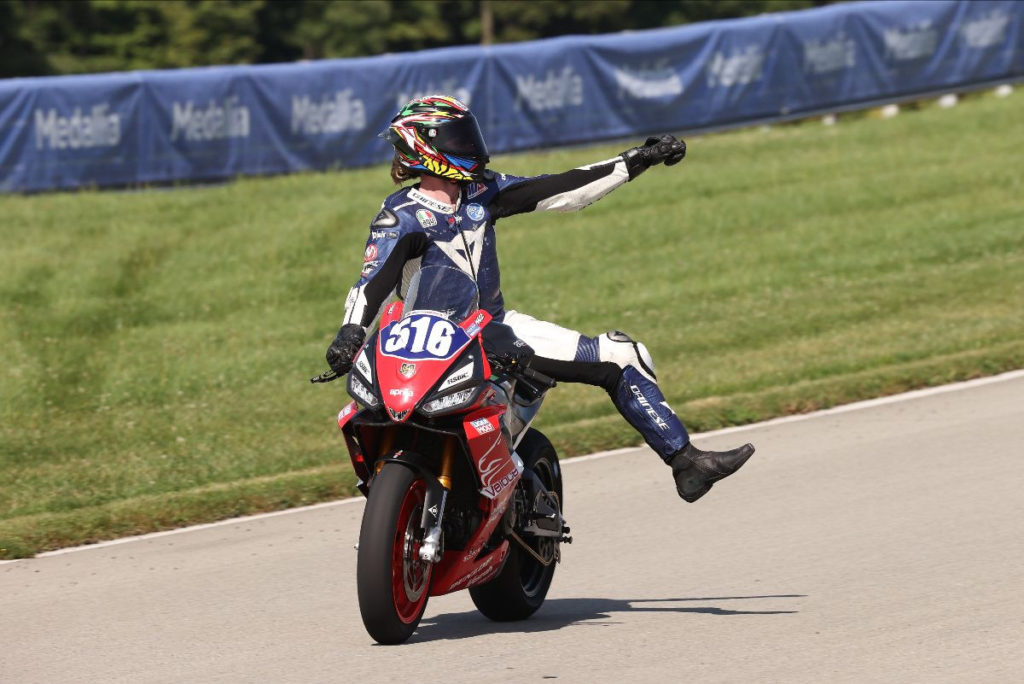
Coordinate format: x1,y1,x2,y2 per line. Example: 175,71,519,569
381,95,489,182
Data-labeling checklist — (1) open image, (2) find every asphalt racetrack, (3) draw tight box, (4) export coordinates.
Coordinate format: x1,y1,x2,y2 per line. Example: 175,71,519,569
4,372,1023,683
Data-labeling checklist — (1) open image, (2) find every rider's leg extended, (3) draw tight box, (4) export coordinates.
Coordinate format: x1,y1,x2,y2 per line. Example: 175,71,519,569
501,311,754,502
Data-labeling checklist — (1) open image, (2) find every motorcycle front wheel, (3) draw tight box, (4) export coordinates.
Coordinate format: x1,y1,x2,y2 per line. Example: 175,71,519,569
356,463,432,644
470,428,563,621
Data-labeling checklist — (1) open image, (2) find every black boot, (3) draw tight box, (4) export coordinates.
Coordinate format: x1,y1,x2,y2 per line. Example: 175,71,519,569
669,441,755,503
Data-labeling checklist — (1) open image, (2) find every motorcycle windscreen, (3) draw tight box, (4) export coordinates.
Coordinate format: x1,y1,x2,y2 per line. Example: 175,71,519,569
403,265,479,324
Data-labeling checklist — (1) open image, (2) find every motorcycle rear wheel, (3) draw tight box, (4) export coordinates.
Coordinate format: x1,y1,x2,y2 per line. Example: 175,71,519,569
357,463,432,644
470,428,563,621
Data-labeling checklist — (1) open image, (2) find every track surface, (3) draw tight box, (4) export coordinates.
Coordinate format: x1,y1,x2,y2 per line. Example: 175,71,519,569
4,374,1024,683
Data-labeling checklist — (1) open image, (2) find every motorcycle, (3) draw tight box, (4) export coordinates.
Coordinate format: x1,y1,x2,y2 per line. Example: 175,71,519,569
312,265,570,644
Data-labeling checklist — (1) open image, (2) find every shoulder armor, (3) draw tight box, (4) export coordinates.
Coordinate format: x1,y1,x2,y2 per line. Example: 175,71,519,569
371,207,398,228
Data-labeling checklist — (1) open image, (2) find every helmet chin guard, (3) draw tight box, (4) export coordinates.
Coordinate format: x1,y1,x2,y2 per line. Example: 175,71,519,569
382,95,489,182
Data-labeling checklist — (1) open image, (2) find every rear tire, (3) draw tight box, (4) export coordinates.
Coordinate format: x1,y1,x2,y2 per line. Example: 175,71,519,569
357,463,432,644
470,428,563,621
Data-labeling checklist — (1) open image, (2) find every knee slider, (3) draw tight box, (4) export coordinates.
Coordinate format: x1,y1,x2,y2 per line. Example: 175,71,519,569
598,330,657,382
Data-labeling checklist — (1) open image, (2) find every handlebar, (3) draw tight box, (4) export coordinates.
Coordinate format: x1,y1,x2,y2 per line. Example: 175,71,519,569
518,366,557,390
310,369,343,384
498,363,557,403
310,362,556,392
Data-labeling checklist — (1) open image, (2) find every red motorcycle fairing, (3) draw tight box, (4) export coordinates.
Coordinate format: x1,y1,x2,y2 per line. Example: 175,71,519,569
337,401,359,429
337,304,527,598
337,400,371,495
340,401,523,597
374,308,491,423
378,300,404,328
428,405,522,596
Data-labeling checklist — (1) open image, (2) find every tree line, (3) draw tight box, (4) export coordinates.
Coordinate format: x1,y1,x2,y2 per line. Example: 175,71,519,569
1,0,833,79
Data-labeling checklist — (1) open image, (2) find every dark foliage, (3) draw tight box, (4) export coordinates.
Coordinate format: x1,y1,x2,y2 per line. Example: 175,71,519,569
1,0,836,78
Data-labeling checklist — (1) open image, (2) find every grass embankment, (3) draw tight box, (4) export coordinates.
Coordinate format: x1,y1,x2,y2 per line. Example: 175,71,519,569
2,93,1022,558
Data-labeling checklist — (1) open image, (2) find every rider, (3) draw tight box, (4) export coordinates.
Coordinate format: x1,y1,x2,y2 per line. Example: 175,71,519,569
326,95,754,503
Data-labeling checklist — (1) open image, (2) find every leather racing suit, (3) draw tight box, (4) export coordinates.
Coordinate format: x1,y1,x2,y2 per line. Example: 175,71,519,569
340,155,690,462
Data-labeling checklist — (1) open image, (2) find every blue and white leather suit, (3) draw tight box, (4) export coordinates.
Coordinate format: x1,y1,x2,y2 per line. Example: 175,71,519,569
341,156,690,461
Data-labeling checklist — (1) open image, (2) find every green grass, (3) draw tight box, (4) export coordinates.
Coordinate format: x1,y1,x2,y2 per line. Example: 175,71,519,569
2,92,1023,558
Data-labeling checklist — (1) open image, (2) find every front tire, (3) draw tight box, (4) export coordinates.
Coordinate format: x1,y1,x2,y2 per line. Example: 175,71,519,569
357,463,432,644
470,428,563,621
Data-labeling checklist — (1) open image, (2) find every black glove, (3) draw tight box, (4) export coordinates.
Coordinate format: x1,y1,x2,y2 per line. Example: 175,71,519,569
482,322,534,374
621,134,686,180
326,324,365,375
489,343,533,375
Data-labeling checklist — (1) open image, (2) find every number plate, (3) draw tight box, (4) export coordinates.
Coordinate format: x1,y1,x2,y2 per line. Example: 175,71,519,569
379,313,472,361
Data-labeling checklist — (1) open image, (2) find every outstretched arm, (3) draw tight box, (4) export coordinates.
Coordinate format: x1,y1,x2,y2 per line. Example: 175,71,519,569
490,134,686,219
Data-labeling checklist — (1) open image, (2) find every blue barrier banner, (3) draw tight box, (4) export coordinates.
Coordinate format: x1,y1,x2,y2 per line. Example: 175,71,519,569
0,72,142,192
1,0,1021,193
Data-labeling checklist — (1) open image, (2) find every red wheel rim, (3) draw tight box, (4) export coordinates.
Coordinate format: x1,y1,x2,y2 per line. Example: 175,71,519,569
392,478,431,624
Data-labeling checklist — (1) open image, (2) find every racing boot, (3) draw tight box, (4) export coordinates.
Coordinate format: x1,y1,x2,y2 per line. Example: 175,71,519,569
669,442,755,503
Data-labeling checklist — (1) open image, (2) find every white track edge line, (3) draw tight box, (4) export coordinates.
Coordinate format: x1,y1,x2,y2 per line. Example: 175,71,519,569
10,497,369,562
8,368,1022,564
566,368,1024,459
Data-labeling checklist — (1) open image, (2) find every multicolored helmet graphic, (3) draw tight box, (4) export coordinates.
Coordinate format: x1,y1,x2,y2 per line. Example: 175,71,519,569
381,95,489,182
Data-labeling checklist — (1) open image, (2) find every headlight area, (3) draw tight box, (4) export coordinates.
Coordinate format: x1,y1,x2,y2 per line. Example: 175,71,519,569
347,373,379,408
419,386,481,416
418,353,486,417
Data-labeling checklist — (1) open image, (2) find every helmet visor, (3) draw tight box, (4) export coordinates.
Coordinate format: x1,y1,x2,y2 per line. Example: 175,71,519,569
430,113,490,164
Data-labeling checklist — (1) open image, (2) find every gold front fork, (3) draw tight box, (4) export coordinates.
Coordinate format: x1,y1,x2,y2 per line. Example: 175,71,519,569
375,427,397,474
374,429,455,489
438,437,456,490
